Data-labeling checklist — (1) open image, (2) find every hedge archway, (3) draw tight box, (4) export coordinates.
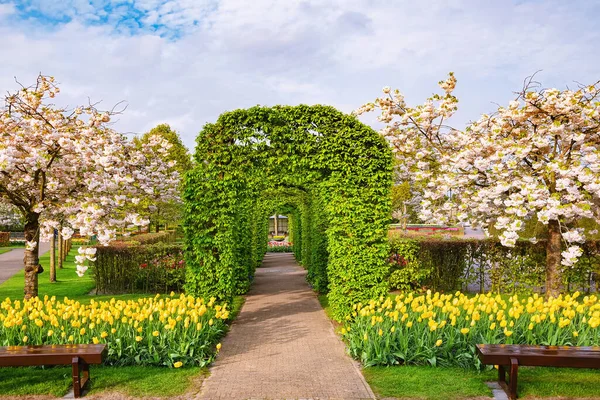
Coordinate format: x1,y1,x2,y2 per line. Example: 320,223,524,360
183,105,392,319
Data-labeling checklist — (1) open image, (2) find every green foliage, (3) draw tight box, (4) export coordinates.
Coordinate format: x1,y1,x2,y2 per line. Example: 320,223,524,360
93,243,185,294
134,124,192,230
134,124,193,176
184,105,392,319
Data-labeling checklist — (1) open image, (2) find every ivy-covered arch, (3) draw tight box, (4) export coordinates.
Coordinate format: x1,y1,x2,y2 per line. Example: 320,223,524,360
183,105,392,318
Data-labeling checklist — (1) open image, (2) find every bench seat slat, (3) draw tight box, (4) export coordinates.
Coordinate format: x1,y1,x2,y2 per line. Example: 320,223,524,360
0,345,106,367
476,344,600,368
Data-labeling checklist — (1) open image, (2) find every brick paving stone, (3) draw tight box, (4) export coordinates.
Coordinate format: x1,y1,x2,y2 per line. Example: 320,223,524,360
197,253,375,400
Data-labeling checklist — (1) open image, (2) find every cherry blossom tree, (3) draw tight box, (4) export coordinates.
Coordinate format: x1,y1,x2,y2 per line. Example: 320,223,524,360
357,74,600,296
0,75,180,298
133,124,190,232
0,203,22,229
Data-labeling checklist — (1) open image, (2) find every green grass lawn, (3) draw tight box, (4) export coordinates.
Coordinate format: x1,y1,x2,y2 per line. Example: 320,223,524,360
363,365,600,399
0,365,205,397
0,247,13,255
0,245,96,300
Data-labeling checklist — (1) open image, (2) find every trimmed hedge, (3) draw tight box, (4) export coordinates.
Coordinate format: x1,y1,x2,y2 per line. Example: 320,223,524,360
388,236,600,294
184,105,392,319
118,230,176,245
93,243,185,294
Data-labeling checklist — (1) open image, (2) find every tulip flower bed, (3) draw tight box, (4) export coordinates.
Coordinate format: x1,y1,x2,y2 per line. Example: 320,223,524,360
267,240,293,253
0,294,229,367
342,291,600,368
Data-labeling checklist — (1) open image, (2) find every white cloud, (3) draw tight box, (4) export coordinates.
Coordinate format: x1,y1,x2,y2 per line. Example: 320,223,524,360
0,3,15,17
0,0,598,150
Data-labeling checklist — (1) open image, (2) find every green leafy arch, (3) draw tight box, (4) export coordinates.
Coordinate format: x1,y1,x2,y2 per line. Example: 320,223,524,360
183,105,392,318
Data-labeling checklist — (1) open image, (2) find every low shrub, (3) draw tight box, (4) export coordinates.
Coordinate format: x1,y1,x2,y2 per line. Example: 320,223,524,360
0,232,9,247
0,294,228,367
342,291,600,368
93,243,185,294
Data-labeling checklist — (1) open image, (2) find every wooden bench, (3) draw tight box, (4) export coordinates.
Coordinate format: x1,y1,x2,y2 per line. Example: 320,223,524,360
0,344,107,398
476,344,600,399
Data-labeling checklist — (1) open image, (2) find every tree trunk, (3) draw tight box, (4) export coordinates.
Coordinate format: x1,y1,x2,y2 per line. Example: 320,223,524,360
546,220,562,297
23,213,41,299
156,223,160,233
58,232,64,269
63,237,68,261
49,231,56,282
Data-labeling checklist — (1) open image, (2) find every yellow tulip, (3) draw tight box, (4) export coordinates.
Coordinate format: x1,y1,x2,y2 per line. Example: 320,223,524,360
216,343,222,351
135,336,143,342
173,361,183,368
435,339,443,347
460,328,470,335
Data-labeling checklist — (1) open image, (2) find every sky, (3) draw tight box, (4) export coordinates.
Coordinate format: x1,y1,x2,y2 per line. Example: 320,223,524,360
0,0,599,150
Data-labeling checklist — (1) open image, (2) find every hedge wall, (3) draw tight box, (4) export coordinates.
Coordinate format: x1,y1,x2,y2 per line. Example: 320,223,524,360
388,236,600,294
117,230,177,246
93,242,184,294
184,105,392,319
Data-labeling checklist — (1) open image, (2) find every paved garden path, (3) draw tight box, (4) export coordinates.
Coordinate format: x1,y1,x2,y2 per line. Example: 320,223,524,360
0,242,51,285
197,253,375,400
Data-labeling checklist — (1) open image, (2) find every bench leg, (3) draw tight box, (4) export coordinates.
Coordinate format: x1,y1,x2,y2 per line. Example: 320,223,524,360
498,364,506,384
72,357,90,398
72,357,81,398
509,358,519,400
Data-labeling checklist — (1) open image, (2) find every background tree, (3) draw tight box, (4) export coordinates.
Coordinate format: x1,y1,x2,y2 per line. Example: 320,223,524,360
0,203,23,231
391,182,413,228
134,124,191,231
358,74,600,296
0,75,177,298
